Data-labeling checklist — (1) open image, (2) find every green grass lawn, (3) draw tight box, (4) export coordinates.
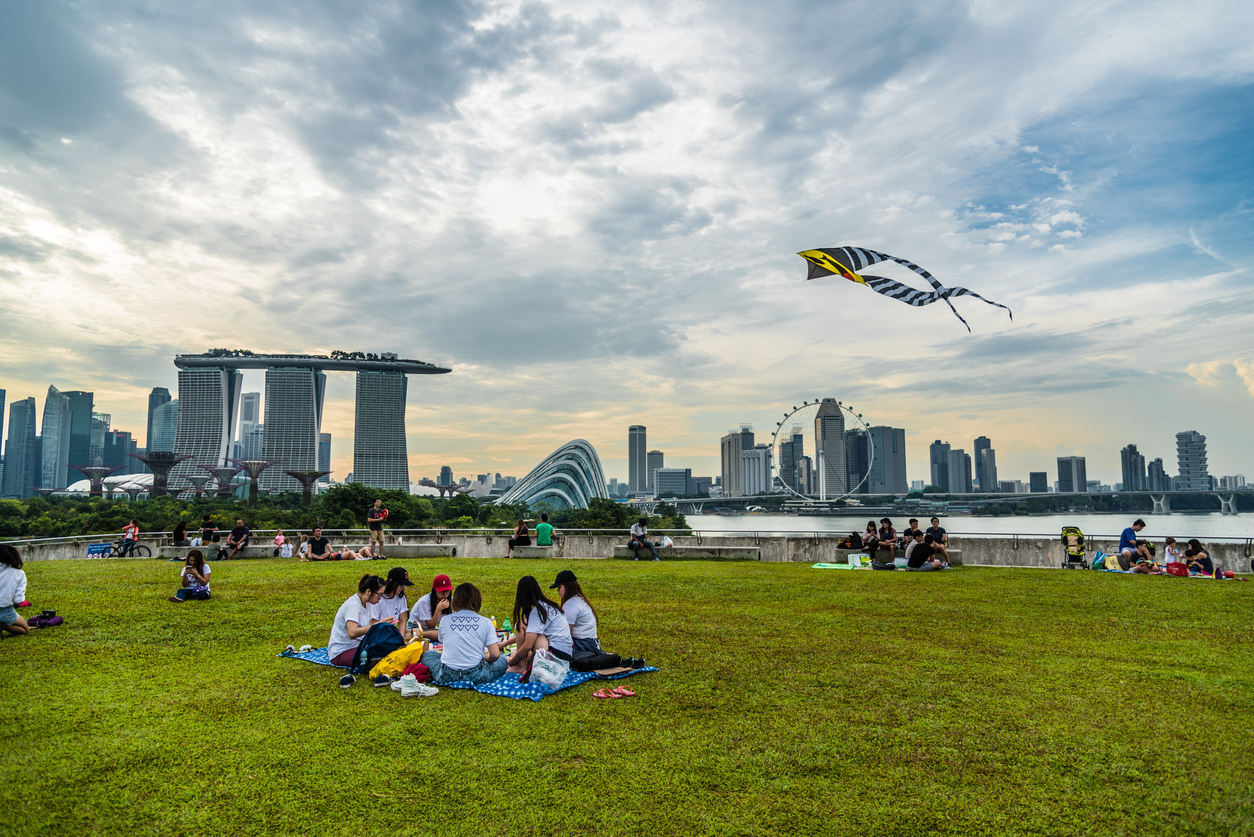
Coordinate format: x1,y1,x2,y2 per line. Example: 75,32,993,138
2,558,1251,837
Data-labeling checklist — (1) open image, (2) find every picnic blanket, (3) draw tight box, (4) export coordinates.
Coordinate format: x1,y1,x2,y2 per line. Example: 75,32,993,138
278,647,657,700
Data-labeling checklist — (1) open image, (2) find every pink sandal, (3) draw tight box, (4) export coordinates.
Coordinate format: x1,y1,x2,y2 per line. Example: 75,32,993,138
593,689,620,699
612,686,638,698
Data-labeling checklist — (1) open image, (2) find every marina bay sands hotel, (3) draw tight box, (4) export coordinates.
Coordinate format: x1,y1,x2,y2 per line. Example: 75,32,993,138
171,350,450,491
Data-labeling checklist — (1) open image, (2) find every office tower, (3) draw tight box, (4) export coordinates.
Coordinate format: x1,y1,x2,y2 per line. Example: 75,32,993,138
813,400,846,497
741,445,773,496
654,467,691,498
844,428,870,494
318,432,332,484
39,386,74,489
171,367,244,486
240,392,261,425
867,426,907,494
235,391,262,460
1175,431,1208,491
972,436,991,490
628,426,647,493
1057,456,1087,493
691,476,713,496
1218,475,1245,490
1146,458,1168,491
720,425,754,498
1120,444,1147,492
353,370,408,490
102,430,138,475
240,422,265,460
0,388,5,491
978,448,997,493
778,427,804,491
608,477,618,495
63,391,94,473
438,465,454,485
1029,471,1048,493
797,456,814,494
1,397,38,499
947,449,971,494
645,450,664,492
150,399,179,452
929,440,951,491
146,387,171,454
998,480,1025,493
259,367,327,491
89,412,110,465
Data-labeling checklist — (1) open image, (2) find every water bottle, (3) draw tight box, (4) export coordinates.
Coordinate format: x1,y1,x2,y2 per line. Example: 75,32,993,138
502,616,511,633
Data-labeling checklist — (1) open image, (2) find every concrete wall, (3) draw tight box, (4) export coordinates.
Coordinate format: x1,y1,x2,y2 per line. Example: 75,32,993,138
10,533,1251,572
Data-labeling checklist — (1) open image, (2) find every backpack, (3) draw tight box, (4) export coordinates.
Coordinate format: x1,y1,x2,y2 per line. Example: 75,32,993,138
571,650,622,672
352,623,405,674
848,532,864,549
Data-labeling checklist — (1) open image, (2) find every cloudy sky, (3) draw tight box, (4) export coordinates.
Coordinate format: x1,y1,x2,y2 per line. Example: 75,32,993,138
2,0,1252,488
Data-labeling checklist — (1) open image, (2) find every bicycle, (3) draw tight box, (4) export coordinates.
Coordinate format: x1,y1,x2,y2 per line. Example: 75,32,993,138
107,539,152,558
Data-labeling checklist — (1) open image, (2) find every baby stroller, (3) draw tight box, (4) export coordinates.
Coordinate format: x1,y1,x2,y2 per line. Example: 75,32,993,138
1061,526,1087,569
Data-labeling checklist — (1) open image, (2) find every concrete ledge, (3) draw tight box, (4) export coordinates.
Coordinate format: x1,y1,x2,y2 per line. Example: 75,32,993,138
611,545,760,561
160,545,275,560
386,543,457,558
512,546,554,558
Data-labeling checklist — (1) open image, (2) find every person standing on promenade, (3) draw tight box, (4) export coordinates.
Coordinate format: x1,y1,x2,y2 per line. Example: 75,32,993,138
367,499,389,559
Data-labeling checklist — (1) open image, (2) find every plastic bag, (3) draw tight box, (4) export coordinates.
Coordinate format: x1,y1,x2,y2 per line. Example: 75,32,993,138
662,536,674,548
530,648,571,690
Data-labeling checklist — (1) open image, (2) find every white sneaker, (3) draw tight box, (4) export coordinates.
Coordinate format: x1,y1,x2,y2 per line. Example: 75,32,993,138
400,676,438,698
390,678,405,693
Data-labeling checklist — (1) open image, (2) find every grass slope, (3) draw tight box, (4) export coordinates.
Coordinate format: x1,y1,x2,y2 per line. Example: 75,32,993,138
1,559,1251,837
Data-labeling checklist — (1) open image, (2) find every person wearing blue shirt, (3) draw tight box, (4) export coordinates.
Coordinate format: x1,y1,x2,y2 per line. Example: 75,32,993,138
1118,519,1148,570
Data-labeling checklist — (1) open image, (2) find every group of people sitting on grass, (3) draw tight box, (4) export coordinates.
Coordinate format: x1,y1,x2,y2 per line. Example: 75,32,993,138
326,567,605,687
854,516,953,571
1117,520,1229,578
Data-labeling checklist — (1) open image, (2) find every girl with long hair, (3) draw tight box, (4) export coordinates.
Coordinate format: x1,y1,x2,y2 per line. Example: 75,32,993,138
550,569,600,653
169,549,212,603
407,574,453,640
372,567,414,640
418,583,507,685
501,575,573,673
327,574,385,668
0,544,30,637
506,519,530,558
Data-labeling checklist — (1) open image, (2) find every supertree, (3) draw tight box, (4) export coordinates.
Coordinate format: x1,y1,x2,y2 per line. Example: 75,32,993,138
282,470,331,507
70,465,125,498
199,465,243,499
182,475,212,500
227,458,284,505
130,452,192,496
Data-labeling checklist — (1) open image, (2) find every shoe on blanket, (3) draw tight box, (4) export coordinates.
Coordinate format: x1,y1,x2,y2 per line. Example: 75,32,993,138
298,644,313,653
373,675,393,688
283,644,296,654
339,674,356,688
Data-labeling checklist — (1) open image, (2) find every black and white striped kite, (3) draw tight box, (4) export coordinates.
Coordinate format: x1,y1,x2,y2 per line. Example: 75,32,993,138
798,247,1011,331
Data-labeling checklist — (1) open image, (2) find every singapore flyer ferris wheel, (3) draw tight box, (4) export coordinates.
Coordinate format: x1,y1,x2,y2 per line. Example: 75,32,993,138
768,398,874,503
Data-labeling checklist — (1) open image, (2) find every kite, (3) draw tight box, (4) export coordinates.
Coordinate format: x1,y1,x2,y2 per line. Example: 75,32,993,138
798,246,1011,331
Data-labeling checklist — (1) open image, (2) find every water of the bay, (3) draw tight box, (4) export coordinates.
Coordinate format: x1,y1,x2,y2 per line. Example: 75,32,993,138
686,513,1251,541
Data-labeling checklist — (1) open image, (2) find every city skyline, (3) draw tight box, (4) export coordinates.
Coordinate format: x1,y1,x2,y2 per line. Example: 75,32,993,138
1,3,1252,492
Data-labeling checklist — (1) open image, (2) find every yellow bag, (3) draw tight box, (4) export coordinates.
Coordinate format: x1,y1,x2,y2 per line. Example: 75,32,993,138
1104,555,1122,571
369,639,426,679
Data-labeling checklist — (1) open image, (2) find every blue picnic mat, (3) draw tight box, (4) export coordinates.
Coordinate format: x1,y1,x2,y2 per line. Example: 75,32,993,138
276,647,348,668
445,666,658,702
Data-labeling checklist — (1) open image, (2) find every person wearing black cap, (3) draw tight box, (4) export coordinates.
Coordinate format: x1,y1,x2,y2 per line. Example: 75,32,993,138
372,567,414,640
550,570,600,653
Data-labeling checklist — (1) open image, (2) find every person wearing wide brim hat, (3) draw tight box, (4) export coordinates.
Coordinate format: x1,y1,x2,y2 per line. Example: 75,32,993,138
548,569,601,654
407,573,454,641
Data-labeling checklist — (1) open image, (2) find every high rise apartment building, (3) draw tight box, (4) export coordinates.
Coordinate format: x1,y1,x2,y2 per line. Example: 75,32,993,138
1029,471,1048,493
260,367,326,491
946,449,972,494
1120,444,1146,492
628,426,647,493
645,450,664,492
64,391,94,474
1147,458,1169,491
39,386,73,489
973,436,991,490
814,400,846,497
845,428,870,494
1,397,38,499
929,440,951,491
146,387,171,455
353,370,409,490
1057,456,1087,493
720,425,754,498
867,426,907,494
978,448,997,493
1175,431,1209,491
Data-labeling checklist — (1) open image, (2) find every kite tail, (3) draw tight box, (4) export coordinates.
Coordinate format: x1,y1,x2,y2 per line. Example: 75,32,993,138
938,286,1013,320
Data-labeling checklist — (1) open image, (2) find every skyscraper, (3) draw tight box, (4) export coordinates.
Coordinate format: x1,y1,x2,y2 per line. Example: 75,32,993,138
146,387,171,455
90,412,110,465
1029,471,1048,493
240,422,265,460
628,426,646,493
947,449,971,494
0,388,5,490
741,444,773,496
1057,456,1087,493
972,436,991,490
1,397,38,499
318,432,332,484
867,426,908,494
353,370,408,490
778,427,804,491
102,430,138,475
929,440,951,491
438,465,454,485
720,425,754,498
64,391,94,475
813,400,846,497
150,399,179,452
171,367,244,487
1120,444,1146,492
978,448,997,493
39,386,73,489
645,450,664,492
260,367,326,491
1175,431,1209,491
1147,458,1169,491
236,391,262,460
844,427,869,494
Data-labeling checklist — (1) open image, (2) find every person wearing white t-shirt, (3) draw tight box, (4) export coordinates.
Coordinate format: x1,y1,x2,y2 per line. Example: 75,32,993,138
327,574,385,668
550,569,600,654
0,545,31,637
371,567,414,640
169,549,212,603
418,583,506,685
501,575,573,673
407,573,453,641
628,518,660,561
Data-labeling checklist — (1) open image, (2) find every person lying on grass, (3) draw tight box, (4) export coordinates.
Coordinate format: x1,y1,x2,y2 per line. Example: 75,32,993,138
0,544,30,637
551,569,600,654
327,574,385,667
418,583,507,686
500,575,573,673
169,549,211,602
408,574,453,641
906,534,944,572
301,527,368,562
371,567,414,641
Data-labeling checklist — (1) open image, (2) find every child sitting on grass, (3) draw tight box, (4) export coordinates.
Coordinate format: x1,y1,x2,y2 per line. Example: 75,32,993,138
0,544,31,637
169,549,211,602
